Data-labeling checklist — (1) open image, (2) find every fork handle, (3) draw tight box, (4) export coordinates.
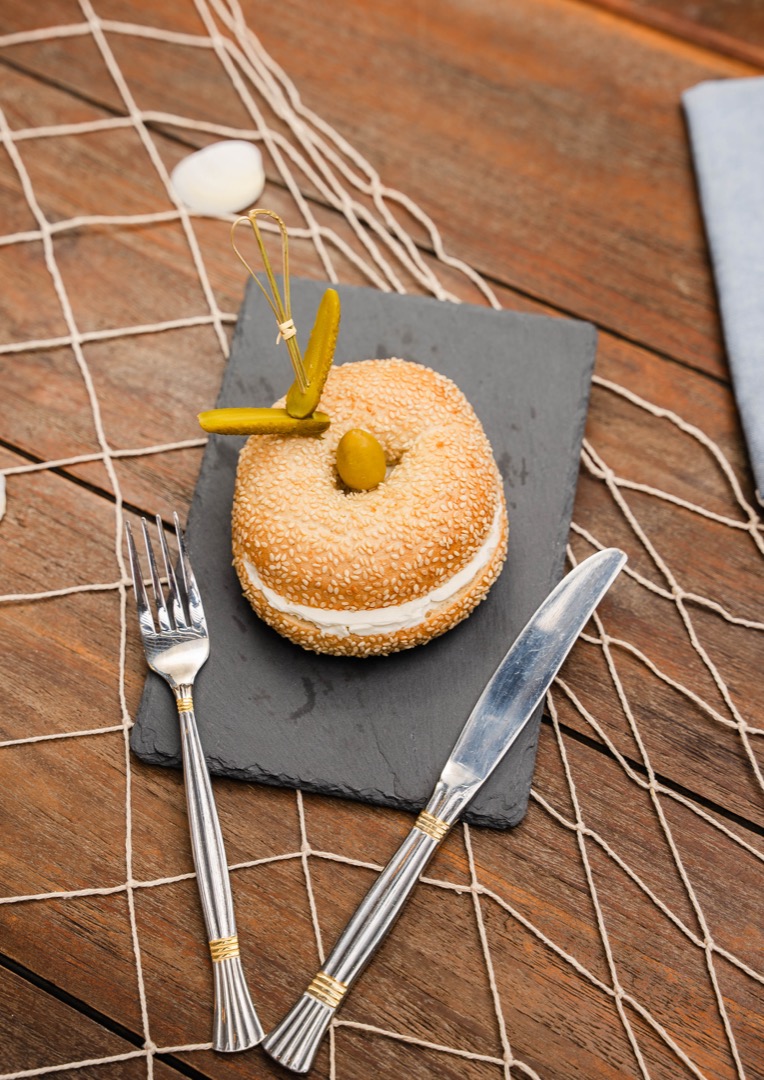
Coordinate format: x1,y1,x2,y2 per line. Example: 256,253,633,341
176,687,264,1051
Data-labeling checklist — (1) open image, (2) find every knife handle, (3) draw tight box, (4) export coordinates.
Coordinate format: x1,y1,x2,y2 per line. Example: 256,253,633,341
262,808,451,1072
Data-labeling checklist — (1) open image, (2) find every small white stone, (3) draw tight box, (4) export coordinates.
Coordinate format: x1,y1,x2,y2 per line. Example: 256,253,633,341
170,140,265,215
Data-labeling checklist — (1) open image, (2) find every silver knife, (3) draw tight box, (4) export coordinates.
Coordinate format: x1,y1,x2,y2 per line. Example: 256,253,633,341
263,547,627,1072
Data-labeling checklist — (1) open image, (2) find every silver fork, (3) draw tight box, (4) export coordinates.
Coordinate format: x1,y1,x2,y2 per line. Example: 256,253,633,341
125,513,264,1052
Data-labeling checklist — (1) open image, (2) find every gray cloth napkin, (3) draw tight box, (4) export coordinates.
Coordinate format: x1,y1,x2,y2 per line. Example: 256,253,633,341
683,77,764,500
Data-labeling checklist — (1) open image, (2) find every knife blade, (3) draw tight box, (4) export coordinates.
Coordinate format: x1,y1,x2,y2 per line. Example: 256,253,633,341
263,547,627,1072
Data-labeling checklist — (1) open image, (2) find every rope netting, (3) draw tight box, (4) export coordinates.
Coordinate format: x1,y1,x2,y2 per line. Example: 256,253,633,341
0,2,762,1078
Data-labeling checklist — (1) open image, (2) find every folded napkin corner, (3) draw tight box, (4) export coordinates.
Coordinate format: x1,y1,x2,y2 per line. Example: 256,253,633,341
683,76,764,502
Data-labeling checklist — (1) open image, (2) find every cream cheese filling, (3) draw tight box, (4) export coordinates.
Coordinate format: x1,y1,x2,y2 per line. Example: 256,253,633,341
244,497,504,637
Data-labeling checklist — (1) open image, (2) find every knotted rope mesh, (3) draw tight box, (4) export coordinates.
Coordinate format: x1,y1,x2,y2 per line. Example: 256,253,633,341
0,2,761,1078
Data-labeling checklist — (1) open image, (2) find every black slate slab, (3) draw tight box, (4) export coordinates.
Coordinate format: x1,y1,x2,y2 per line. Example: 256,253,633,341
131,278,596,828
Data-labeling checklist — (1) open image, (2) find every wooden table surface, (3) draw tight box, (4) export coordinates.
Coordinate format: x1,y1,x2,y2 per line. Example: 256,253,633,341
0,2,762,1079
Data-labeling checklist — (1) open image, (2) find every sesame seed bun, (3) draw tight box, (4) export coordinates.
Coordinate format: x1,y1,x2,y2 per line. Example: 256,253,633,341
232,358,508,656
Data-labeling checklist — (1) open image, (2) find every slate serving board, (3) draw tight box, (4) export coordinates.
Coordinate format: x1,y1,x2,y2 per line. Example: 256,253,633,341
131,278,596,828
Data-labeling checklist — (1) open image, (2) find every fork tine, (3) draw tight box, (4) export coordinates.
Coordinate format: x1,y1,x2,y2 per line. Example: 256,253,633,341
155,514,187,629
141,517,173,632
125,522,156,637
175,512,207,633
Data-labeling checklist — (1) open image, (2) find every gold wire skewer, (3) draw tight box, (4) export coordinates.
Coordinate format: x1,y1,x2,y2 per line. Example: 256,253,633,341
231,209,309,393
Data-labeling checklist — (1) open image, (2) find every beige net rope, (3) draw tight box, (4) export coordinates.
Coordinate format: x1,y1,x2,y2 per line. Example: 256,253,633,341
0,1,762,1078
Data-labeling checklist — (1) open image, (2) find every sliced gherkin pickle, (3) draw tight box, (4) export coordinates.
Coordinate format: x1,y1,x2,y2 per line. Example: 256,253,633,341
198,407,330,435
286,288,341,418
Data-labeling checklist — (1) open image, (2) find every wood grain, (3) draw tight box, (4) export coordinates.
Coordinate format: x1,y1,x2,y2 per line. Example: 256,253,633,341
3,713,758,1078
472,730,764,1079
583,0,764,67
3,292,760,827
0,0,758,376
0,966,123,1072
0,1,762,1078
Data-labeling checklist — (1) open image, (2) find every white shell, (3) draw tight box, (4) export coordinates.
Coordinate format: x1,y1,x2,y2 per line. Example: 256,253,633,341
170,140,265,215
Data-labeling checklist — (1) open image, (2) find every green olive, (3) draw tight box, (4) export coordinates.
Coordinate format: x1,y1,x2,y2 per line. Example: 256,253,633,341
336,428,386,491
198,407,330,435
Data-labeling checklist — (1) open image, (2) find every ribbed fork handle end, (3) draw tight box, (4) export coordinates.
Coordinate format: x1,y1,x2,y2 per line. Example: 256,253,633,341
213,954,264,1051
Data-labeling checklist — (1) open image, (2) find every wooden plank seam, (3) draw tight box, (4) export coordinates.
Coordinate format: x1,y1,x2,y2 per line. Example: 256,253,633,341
0,1,761,1078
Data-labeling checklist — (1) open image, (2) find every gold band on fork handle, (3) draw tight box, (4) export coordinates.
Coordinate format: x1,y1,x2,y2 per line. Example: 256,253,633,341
209,935,241,963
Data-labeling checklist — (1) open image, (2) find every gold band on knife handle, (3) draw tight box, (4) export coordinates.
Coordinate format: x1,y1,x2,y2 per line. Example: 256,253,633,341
306,971,348,1009
414,809,451,842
